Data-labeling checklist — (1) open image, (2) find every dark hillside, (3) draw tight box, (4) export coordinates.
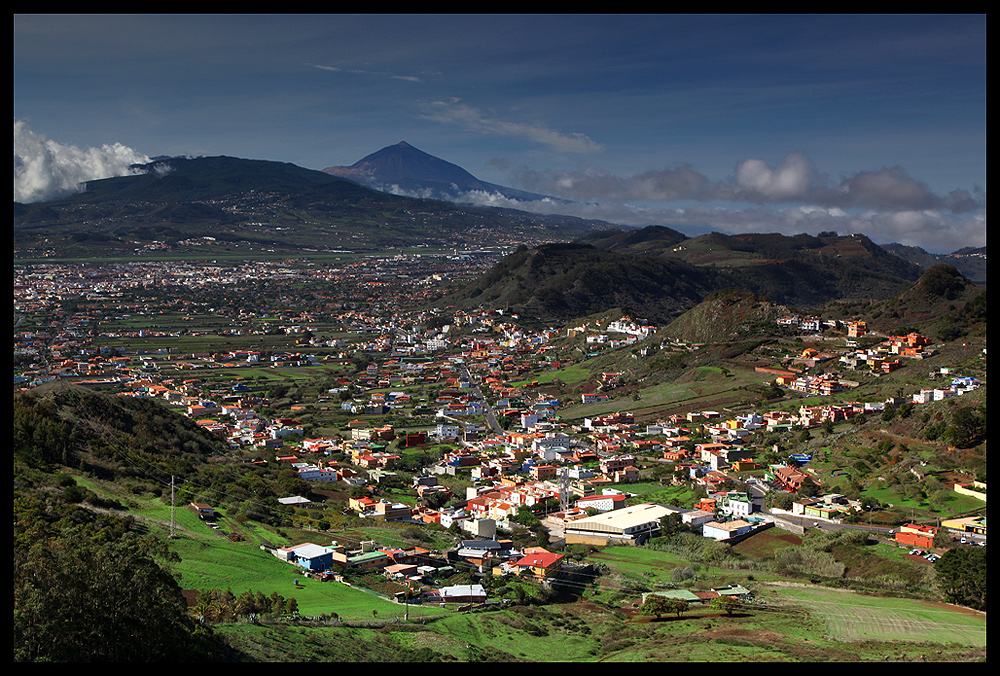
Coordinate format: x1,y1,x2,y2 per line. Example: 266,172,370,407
576,224,690,253
448,232,924,325
666,232,921,307
14,382,226,477
860,264,986,340
13,156,614,256
443,242,719,324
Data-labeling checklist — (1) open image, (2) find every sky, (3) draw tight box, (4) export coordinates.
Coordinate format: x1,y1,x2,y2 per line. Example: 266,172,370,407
13,14,986,253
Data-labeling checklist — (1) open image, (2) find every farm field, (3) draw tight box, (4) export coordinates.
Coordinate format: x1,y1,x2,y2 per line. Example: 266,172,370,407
561,364,773,421
71,472,445,621
760,584,987,646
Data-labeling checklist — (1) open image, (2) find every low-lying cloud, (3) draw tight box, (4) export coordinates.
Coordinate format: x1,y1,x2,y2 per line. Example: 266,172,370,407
512,151,984,215
432,183,985,254
14,120,150,203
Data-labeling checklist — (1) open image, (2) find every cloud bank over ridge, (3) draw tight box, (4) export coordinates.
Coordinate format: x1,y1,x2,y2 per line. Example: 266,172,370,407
510,151,983,215
14,121,150,204
13,121,985,254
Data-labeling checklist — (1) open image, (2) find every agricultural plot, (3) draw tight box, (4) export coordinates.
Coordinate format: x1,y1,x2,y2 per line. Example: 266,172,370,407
763,585,986,646
71,476,441,622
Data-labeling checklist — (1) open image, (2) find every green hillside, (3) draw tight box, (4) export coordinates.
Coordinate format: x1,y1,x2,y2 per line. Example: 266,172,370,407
662,289,793,343
13,156,612,258
441,242,719,325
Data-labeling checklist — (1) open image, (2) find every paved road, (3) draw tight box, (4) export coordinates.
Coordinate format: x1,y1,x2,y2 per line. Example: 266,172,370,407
460,365,503,436
773,512,896,536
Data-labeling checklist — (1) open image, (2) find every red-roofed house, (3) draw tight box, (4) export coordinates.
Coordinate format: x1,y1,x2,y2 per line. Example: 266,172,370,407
514,550,564,579
774,465,808,491
349,495,377,514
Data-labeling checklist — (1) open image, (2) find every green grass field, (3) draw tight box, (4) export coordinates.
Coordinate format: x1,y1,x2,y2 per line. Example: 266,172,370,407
63,453,987,661
70,473,446,621
763,585,986,646
508,362,593,388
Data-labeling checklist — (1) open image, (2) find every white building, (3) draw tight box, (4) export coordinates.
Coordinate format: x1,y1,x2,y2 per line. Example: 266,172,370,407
573,493,628,513
702,519,755,541
564,503,681,545
681,509,715,527
436,423,462,439
296,465,339,483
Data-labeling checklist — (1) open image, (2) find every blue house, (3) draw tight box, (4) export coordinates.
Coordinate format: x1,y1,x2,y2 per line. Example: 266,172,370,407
282,543,335,572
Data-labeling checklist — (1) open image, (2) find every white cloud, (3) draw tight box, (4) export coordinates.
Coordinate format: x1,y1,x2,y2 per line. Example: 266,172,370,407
511,164,712,202
734,152,818,201
508,151,984,217
14,121,150,203
310,62,422,82
440,185,984,254
418,99,604,155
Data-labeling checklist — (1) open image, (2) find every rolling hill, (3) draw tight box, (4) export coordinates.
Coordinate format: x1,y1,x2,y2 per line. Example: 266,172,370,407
661,289,793,343
12,155,611,257
856,264,987,341
446,231,926,325
440,242,720,325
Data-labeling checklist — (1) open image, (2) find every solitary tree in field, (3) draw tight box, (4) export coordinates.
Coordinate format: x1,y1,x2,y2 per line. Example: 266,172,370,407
641,594,688,619
711,595,741,616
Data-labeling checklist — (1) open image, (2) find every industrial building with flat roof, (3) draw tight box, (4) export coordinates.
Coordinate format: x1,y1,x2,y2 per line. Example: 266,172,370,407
563,502,683,546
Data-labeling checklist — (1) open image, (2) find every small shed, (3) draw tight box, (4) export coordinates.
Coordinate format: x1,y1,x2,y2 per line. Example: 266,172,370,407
190,502,219,519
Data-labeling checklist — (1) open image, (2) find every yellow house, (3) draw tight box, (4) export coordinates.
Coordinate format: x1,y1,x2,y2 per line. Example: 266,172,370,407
514,549,564,578
349,495,377,513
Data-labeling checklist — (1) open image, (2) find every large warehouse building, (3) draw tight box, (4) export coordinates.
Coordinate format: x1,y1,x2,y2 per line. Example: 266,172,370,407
563,502,682,546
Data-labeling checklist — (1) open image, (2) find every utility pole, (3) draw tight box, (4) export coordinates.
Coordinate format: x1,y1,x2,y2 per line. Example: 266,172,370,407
169,475,178,539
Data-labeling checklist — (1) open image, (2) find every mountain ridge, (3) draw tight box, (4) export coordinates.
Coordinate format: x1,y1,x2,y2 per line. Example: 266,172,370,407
880,242,986,285
443,232,927,324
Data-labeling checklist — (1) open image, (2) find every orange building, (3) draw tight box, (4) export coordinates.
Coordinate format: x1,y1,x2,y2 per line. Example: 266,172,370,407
894,523,939,549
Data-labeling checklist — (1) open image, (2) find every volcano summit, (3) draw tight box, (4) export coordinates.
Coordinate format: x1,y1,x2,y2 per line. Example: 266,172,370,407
322,141,557,204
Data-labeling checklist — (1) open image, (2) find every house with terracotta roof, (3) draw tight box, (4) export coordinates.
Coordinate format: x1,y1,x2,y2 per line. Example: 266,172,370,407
190,502,219,519
513,549,564,579
772,465,808,491
349,495,378,514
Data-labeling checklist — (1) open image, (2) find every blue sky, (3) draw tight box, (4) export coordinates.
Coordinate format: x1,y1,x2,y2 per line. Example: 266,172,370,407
14,14,986,252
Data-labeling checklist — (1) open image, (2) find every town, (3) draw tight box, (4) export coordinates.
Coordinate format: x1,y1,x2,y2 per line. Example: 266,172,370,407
14,254,987,625
13,12,987,663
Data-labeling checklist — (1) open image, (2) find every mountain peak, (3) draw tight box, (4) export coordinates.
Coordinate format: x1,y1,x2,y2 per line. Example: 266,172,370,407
322,142,559,204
